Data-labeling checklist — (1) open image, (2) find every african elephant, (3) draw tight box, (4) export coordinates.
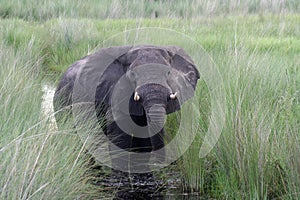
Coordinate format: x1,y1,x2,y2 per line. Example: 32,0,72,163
53,45,200,172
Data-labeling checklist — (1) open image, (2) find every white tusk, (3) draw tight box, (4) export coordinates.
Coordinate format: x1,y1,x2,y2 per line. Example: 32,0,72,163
134,92,140,101
170,92,177,99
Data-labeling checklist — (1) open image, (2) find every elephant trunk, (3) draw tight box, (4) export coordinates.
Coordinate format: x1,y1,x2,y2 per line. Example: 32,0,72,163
146,105,165,133
144,104,166,151
137,83,169,151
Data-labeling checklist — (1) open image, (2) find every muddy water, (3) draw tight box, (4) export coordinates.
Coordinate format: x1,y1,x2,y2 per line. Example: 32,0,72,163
41,84,201,199
97,171,202,200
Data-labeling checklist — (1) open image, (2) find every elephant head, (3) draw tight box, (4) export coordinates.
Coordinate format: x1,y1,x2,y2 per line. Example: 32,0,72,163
95,45,200,152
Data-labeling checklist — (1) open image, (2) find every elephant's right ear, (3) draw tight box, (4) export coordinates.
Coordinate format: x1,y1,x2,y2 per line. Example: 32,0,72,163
128,93,145,116
94,46,133,106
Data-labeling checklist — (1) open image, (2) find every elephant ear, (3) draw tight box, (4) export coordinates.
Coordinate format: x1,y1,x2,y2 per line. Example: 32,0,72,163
94,46,133,105
165,46,200,114
94,46,139,121
95,46,145,117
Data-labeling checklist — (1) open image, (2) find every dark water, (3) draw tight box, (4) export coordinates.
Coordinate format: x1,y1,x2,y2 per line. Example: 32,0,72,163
113,187,203,200
97,171,203,200
113,188,202,200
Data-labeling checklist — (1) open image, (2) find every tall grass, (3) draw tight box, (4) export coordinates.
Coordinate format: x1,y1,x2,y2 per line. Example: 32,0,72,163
0,35,103,199
0,9,299,199
1,0,300,21
179,30,300,198
213,47,298,199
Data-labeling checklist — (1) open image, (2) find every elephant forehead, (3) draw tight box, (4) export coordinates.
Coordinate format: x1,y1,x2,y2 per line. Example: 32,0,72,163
137,77,169,90
133,65,170,85
132,63,170,74
137,83,170,94
136,66,168,77
130,49,169,67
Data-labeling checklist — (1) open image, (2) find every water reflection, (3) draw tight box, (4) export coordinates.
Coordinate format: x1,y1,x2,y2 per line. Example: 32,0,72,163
106,172,202,200
114,187,164,200
105,172,164,200
113,187,202,200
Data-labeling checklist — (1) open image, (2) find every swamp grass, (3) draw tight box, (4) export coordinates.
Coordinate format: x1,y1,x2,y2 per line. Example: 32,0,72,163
0,40,107,199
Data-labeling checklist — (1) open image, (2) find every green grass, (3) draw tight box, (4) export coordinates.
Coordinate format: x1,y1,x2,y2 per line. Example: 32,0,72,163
0,7,299,200
211,47,299,199
1,0,300,21
0,33,102,199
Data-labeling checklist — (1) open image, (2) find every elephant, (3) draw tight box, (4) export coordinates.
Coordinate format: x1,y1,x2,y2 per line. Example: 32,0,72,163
53,45,200,174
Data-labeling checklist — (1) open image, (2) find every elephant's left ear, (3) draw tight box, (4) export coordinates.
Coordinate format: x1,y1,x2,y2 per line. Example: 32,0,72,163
165,46,200,90
164,46,200,115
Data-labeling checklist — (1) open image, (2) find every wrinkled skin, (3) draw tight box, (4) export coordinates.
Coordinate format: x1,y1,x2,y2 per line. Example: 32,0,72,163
53,45,200,172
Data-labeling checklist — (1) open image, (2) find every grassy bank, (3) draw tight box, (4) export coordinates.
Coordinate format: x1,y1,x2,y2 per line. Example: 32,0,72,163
0,15,299,199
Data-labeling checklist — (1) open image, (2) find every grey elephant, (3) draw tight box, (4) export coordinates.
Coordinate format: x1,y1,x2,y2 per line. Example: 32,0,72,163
53,45,200,173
